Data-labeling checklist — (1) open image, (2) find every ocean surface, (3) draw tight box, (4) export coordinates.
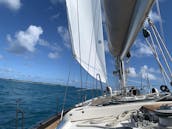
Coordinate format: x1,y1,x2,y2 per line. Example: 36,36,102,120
0,78,101,129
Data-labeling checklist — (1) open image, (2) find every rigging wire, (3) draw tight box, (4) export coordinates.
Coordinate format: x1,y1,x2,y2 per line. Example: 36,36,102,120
85,0,99,97
148,19,172,78
60,1,74,120
156,0,165,40
60,62,72,121
146,38,170,81
148,18,172,62
92,0,106,96
76,0,84,103
143,29,170,83
148,28,168,85
75,0,105,99
127,79,155,86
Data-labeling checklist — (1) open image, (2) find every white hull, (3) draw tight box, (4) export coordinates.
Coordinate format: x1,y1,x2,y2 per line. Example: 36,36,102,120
57,94,172,129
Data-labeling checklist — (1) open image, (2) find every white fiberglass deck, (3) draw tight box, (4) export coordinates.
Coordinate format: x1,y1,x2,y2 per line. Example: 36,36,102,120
57,101,172,129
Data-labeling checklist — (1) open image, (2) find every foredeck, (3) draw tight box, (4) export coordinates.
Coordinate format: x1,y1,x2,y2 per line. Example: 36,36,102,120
45,119,60,129
142,102,172,111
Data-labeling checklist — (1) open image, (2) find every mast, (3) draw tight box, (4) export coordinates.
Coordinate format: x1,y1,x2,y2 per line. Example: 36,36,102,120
115,57,126,95
103,0,155,94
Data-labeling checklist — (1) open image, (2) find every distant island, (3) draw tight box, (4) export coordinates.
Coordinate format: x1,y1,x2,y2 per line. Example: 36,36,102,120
0,78,99,89
0,77,68,87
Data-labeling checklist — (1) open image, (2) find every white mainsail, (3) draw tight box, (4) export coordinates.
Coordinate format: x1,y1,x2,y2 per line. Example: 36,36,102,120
66,0,107,83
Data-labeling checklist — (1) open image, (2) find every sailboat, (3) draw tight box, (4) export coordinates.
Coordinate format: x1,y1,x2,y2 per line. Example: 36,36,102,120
34,0,172,129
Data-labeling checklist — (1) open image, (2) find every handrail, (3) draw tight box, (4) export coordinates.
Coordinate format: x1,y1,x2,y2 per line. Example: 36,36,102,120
96,73,104,96
16,99,24,129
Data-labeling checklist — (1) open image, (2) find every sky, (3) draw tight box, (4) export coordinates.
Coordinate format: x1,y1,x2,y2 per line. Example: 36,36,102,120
0,0,171,89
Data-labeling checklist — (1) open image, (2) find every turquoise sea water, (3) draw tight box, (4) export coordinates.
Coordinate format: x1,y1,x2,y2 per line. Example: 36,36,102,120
0,78,100,129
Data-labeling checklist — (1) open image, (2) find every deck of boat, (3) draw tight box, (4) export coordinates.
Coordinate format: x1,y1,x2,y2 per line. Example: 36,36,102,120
32,114,60,129
32,109,70,129
45,119,60,129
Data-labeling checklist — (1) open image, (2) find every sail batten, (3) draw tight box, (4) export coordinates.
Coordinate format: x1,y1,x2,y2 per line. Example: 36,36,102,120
66,0,107,83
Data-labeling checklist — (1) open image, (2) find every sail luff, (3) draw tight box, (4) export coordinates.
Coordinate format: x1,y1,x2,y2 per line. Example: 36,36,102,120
66,0,107,83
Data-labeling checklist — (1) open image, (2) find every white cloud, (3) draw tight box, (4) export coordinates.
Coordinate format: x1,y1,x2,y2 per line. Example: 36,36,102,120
0,54,3,60
132,39,152,57
48,52,59,59
50,0,58,4
149,10,161,23
0,0,21,10
159,0,166,2
104,40,109,53
50,0,64,5
50,43,62,52
140,65,157,80
127,65,159,80
38,39,62,59
39,39,62,52
7,25,43,54
101,5,106,24
57,26,70,48
50,13,60,21
148,67,160,74
144,10,161,27
128,67,137,78
0,67,13,73
38,39,49,47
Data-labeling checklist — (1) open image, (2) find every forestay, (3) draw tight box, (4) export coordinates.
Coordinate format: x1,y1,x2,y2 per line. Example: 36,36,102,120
66,0,107,83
